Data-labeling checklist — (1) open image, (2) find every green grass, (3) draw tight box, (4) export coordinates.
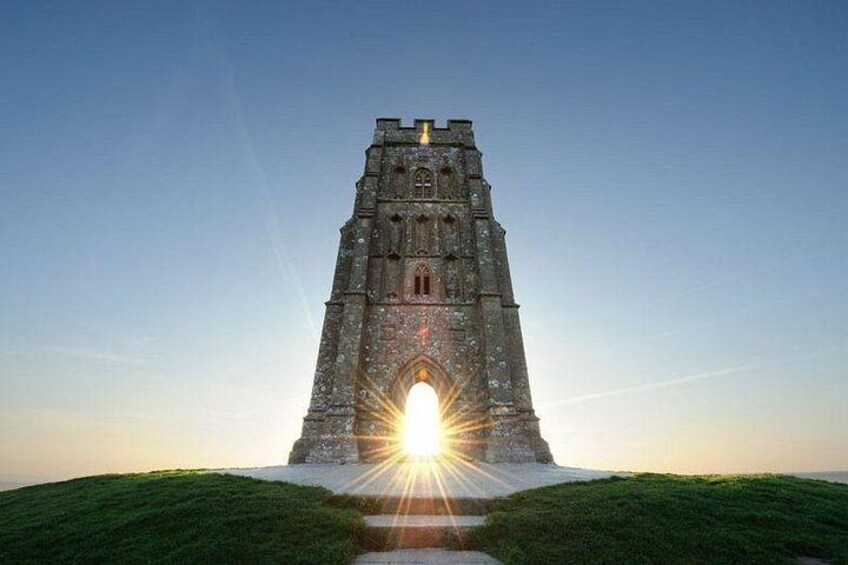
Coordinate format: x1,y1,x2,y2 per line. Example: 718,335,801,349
474,474,848,564
0,471,362,565
2,471,847,564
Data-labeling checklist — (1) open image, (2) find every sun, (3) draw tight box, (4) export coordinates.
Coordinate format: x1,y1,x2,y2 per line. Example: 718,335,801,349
403,381,441,458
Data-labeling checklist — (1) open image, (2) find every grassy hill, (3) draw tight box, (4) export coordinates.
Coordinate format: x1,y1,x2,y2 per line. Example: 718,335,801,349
0,471,846,564
475,474,848,564
0,472,361,564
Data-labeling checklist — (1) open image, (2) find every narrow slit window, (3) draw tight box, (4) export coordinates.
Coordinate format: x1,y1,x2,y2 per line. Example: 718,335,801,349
414,265,432,296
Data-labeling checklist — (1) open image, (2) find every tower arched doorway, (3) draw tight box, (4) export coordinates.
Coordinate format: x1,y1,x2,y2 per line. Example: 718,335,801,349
390,356,456,460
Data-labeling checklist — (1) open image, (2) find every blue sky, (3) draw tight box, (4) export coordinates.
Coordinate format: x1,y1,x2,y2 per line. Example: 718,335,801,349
1,1,846,480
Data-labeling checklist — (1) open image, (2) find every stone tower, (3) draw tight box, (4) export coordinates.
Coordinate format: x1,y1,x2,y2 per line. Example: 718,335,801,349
289,119,553,464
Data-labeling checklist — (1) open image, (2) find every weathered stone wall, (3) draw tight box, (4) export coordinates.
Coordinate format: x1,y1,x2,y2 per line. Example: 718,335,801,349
289,118,553,464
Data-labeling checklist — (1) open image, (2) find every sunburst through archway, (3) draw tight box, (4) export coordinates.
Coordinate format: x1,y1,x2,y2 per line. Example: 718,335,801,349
403,381,441,457
342,364,512,545
355,359,492,466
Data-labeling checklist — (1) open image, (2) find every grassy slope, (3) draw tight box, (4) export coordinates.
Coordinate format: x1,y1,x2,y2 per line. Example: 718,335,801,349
2,472,847,564
0,472,361,565
475,474,848,565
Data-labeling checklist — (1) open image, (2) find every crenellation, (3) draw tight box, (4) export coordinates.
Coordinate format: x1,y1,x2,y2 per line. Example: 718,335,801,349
447,119,473,131
371,118,479,147
375,117,401,131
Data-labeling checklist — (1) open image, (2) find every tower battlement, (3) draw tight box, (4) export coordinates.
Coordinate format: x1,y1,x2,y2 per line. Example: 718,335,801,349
373,118,476,147
375,117,473,131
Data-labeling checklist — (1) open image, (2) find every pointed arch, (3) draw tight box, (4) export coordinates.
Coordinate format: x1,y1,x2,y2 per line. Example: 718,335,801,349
443,254,460,300
414,214,431,255
389,161,407,199
442,214,459,255
390,354,455,413
385,213,404,255
438,166,452,199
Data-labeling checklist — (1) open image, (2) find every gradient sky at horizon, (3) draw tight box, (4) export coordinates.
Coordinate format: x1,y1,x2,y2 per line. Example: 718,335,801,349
1,1,846,481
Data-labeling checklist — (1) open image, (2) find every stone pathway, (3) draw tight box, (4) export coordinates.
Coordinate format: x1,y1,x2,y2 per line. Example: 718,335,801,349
223,462,624,497
218,463,625,564
354,493,498,564
364,515,485,528
354,549,501,564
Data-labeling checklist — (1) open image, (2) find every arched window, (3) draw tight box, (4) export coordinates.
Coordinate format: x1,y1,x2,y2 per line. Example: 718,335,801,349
413,169,433,199
414,264,431,296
